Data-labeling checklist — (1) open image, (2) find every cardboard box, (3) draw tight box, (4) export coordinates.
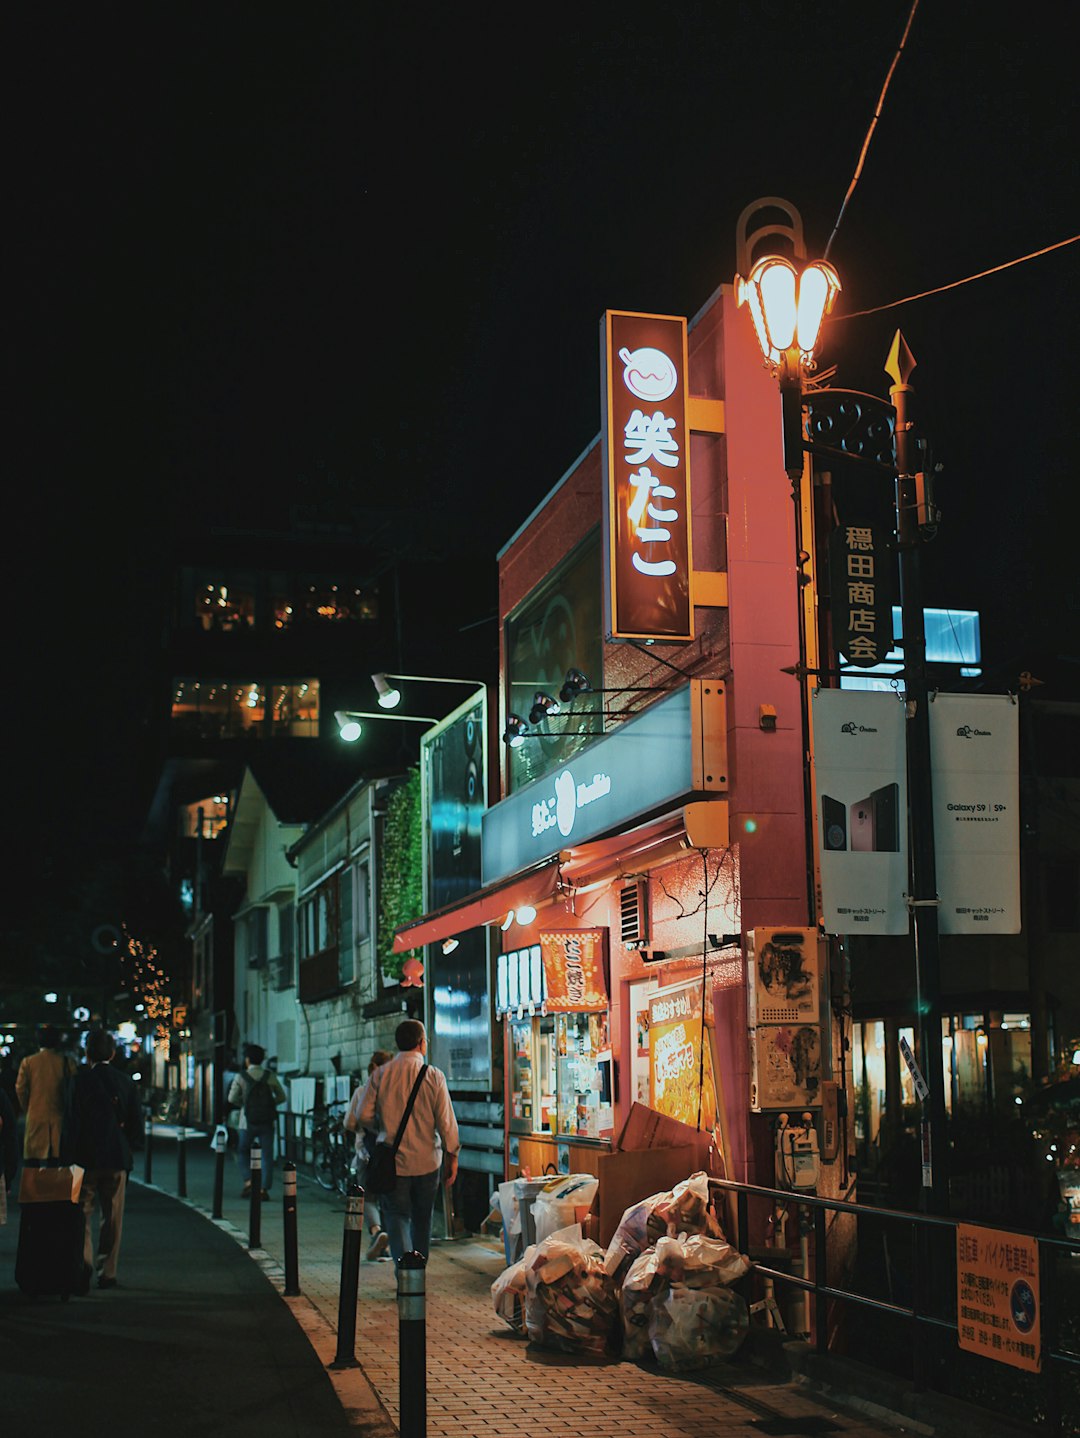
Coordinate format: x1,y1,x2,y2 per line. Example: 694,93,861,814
616,1101,715,1154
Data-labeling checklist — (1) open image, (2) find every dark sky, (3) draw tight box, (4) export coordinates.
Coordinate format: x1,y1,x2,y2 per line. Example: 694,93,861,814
9,3,1080,891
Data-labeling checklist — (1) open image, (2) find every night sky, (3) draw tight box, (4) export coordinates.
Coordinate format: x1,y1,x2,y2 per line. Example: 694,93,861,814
8,4,1079,941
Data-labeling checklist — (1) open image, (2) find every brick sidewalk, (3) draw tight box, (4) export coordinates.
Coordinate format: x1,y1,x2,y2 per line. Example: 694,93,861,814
144,1127,899,1437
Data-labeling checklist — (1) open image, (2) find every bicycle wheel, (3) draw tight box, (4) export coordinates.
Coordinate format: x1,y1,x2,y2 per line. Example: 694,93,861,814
313,1131,336,1190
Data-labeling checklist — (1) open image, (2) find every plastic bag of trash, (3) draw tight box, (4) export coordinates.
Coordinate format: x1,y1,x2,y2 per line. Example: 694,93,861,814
532,1173,599,1246
620,1233,750,1361
648,1280,749,1371
523,1224,619,1356
604,1171,720,1277
491,1243,535,1334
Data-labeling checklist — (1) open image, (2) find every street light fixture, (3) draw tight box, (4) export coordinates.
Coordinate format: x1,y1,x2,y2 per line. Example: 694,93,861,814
371,673,487,711
334,709,439,743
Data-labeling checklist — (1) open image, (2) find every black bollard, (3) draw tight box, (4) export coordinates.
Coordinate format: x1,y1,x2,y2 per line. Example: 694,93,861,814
398,1252,427,1438
248,1139,262,1249
211,1124,227,1220
143,1107,153,1184
283,1161,300,1296
330,1181,365,1369
177,1123,187,1198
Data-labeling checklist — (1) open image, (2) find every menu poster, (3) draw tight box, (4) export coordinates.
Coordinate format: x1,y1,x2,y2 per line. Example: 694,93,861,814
539,929,609,1013
648,980,719,1133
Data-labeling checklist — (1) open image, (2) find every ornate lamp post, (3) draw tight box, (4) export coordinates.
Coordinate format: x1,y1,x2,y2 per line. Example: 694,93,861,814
737,198,949,1213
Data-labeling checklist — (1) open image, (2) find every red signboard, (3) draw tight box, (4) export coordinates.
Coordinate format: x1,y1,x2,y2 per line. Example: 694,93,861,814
601,310,694,642
539,929,609,1012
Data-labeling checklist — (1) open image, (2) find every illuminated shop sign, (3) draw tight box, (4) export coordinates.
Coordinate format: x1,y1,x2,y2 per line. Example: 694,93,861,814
483,684,696,884
601,310,694,642
827,522,894,668
540,929,608,1012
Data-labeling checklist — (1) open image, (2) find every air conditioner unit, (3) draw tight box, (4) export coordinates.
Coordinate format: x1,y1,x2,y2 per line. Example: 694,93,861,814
619,879,649,949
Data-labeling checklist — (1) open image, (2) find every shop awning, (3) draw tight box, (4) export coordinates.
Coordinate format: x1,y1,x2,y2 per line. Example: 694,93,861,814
392,861,562,953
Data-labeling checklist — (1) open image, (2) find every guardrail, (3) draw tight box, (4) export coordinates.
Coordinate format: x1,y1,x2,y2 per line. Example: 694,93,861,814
709,1175,1080,1434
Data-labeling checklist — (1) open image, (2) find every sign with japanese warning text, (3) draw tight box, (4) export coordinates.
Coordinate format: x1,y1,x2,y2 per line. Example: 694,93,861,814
930,694,1020,933
827,522,894,668
956,1223,1040,1372
648,979,719,1132
601,310,694,642
539,929,609,1013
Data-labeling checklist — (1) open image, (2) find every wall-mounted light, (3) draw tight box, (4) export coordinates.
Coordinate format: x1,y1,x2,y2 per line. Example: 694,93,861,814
371,672,486,713
515,904,537,925
334,709,439,742
503,714,529,749
441,937,459,955
528,691,561,724
559,667,593,703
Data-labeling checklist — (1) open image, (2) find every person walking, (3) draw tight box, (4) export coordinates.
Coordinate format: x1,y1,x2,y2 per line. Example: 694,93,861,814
15,1024,75,1160
357,1020,459,1267
0,1084,18,1225
72,1027,143,1289
344,1048,393,1260
227,1043,286,1197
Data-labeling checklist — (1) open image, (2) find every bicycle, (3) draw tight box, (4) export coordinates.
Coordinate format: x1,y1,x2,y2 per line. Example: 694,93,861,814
310,1099,352,1196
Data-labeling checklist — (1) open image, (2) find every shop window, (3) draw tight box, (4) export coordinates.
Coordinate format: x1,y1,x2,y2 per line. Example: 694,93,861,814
506,1011,612,1142
270,681,320,737
504,532,604,794
196,581,255,632
179,795,230,839
170,680,265,739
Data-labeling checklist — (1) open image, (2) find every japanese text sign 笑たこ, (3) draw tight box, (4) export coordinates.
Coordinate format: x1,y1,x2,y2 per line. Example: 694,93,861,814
539,930,608,1013
601,311,693,643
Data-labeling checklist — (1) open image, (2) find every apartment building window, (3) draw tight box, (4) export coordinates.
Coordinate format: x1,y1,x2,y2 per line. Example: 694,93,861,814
171,678,319,740
298,875,340,1001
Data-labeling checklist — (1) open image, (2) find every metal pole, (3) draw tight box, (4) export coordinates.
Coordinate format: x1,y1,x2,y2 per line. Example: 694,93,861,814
248,1139,262,1249
330,1181,365,1369
211,1129,226,1220
143,1107,153,1184
283,1161,300,1296
887,332,949,1217
398,1251,427,1438
177,1124,187,1198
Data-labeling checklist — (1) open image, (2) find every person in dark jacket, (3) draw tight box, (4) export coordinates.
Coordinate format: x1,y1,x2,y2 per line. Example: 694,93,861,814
73,1028,143,1289
0,1086,18,1223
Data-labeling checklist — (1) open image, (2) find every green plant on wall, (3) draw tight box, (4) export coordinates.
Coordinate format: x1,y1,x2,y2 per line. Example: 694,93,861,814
377,769,422,983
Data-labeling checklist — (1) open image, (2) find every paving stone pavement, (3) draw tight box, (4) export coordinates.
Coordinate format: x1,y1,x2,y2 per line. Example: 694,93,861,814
143,1126,915,1437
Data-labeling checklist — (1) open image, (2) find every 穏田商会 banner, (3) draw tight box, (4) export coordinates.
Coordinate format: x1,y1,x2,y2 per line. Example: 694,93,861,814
929,693,1020,933
812,689,909,934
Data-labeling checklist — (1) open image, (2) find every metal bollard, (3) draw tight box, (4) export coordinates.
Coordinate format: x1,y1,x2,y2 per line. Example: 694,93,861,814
211,1123,227,1220
283,1161,300,1296
330,1182,365,1369
398,1252,427,1438
177,1124,187,1197
248,1139,262,1249
143,1108,153,1184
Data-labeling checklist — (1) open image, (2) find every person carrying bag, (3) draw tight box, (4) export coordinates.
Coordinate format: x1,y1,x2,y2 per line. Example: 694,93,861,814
357,1020,460,1267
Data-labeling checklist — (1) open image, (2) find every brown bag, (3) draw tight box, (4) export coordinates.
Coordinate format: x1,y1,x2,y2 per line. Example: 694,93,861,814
18,1163,84,1205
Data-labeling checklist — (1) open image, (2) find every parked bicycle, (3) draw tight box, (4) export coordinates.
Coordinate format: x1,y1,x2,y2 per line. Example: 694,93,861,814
310,1099,352,1195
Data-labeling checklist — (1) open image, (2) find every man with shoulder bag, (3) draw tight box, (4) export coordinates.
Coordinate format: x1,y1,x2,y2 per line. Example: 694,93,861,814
358,1019,459,1268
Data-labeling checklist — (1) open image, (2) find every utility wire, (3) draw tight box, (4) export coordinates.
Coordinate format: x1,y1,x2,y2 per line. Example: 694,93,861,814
823,0,921,262
830,236,1080,320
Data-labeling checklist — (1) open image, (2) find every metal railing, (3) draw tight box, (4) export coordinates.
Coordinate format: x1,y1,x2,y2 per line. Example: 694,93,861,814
709,1176,1080,1433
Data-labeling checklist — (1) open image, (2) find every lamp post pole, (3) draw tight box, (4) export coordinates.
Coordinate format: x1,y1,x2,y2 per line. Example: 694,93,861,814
886,332,948,1216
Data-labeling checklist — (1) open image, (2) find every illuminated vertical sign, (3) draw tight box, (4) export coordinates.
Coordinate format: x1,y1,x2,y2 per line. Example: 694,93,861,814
601,310,694,642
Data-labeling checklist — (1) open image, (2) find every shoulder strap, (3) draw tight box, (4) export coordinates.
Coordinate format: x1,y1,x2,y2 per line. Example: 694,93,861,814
389,1064,428,1155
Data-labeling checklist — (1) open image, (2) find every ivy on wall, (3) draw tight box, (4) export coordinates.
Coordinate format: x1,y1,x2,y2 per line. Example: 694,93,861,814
377,769,422,983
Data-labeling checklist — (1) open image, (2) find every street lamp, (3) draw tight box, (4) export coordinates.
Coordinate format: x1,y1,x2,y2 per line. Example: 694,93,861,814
334,709,438,743
370,673,486,711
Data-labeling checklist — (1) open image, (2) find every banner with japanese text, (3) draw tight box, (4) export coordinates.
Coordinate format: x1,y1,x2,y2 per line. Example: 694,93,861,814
601,310,694,642
539,929,609,1012
957,1223,1040,1372
930,694,1020,933
813,689,909,934
648,979,719,1132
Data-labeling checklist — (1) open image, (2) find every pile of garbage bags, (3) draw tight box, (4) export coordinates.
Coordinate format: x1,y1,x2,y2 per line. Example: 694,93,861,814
491,1172,751,1370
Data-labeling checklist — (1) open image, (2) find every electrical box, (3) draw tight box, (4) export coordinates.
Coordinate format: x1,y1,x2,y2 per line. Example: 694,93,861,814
774,1113,820,1192
747,927,822,1026
750,1026,823,1112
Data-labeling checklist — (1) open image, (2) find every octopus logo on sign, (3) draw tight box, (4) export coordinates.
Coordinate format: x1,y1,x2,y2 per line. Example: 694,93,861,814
619,345,678,402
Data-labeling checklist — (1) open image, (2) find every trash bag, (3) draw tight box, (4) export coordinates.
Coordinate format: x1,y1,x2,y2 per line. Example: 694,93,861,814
620,1232,751,1362
523,1224,619,1356
604,1171,720,1277
532,1173,599,1246
491,1243,535,1334
648,1281,749,1371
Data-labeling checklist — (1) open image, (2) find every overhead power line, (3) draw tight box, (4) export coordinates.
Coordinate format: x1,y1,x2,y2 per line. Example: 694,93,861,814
831,236,1080,321
823,0,921,262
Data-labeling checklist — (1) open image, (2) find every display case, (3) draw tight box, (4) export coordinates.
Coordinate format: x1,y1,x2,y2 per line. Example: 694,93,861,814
555,1012,612,1140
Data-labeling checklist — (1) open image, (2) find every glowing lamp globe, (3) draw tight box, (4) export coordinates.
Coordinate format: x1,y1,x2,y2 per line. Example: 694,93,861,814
737,256,841,368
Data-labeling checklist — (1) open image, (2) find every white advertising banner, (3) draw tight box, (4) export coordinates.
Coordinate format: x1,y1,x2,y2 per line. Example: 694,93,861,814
813,689,909,934
929,693,1020,933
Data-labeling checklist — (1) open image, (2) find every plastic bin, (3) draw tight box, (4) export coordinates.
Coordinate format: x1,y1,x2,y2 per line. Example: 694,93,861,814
515,1177,549,1251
